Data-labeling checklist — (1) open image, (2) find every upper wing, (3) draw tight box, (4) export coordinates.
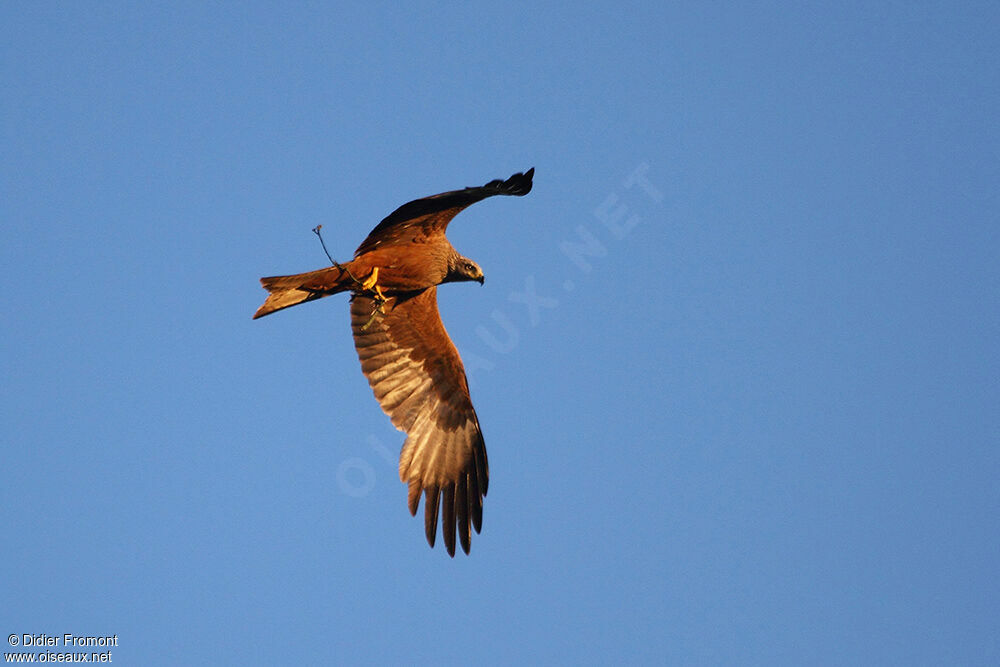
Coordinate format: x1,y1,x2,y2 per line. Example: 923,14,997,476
354,168,534,256
351,287,488,556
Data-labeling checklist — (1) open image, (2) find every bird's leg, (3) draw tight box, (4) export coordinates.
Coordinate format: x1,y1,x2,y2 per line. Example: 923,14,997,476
361,266,379,291
332,261,385,302
359,267,387,331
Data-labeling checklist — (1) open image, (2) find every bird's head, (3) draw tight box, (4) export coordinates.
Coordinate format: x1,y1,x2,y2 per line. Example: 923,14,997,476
446,255,485,285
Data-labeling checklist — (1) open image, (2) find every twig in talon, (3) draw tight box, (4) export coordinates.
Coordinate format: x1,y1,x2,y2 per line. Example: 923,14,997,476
312,226,368,286
359,267,387,330
361,307,379,331
361,293,387,331
336,261,363,286
312,225,337,266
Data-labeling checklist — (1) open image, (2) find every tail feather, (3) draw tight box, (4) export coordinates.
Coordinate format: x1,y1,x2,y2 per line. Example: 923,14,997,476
253,265,354,319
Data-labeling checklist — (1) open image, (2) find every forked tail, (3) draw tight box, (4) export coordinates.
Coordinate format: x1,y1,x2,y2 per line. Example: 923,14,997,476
253,264,356,319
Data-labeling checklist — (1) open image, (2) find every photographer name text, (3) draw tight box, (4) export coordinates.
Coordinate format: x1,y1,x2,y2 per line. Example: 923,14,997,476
13,634,118,648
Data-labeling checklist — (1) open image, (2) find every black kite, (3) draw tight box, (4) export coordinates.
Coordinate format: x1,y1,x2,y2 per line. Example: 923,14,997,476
254,169,534,556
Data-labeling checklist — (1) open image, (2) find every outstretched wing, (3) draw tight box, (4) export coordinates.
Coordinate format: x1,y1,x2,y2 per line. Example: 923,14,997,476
350,287,488,556
354,168,534,256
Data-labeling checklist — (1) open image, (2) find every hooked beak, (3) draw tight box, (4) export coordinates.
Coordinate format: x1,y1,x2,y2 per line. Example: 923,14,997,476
477,276,485,285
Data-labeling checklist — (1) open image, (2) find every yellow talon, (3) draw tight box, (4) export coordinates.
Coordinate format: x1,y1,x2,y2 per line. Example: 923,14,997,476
361,266,379,291
357,266,388,331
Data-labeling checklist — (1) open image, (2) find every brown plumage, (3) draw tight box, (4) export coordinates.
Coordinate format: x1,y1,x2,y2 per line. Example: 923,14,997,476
254,168,534,556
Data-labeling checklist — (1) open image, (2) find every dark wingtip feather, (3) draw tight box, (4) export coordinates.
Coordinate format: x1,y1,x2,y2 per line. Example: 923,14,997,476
456,477,471,555
468,468,483,535
502,168,534,196
407,480,421,516
475,442,489,497
478,168,534,197
424,486,440,548
442,486,457,557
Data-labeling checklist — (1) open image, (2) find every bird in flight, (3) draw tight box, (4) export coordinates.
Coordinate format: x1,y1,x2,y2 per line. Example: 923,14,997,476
254,168,534,556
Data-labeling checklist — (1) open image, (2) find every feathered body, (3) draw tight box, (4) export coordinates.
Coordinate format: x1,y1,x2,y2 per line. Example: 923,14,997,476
254,169,533,556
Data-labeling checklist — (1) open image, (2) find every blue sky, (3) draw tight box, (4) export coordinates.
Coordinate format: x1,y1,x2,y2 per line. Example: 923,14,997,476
3,2,998,664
